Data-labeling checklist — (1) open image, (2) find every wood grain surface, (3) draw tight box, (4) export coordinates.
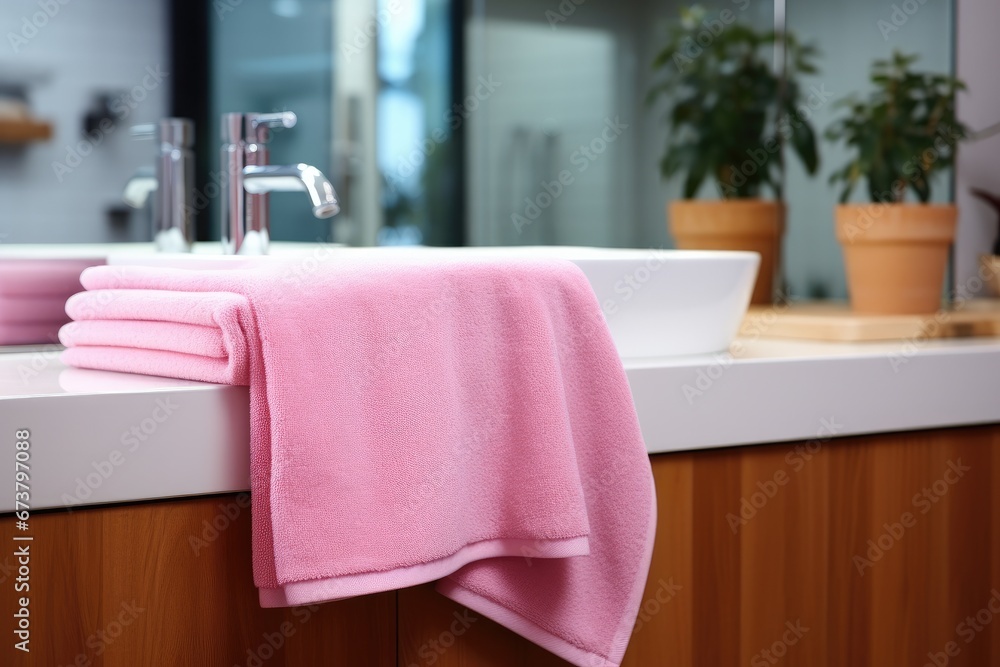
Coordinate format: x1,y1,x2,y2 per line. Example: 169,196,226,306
3,425,998,666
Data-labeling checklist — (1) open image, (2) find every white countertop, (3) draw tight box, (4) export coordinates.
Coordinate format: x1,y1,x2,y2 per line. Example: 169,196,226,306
2,336,999,512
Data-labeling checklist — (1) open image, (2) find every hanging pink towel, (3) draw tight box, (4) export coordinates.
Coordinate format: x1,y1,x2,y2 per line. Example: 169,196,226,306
60,258,656,667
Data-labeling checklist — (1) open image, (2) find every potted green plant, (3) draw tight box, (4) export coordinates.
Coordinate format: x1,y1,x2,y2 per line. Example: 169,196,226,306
648,5,820,304
827,51,969,314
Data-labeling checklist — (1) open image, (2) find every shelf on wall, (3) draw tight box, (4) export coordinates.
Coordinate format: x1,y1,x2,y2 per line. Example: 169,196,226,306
0,118,52,143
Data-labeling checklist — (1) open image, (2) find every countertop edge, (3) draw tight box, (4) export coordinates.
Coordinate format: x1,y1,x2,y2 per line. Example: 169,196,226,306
2,338,999,511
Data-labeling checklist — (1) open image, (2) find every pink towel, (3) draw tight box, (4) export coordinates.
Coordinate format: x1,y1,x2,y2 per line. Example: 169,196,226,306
0,258,102,296
0,294,74,324
0,258,104,344
59,259,656,667
0,322,63,346
0,293,71,345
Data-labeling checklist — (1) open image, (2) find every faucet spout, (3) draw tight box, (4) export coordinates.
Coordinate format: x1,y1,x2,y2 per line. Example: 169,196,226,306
242,163,340,218
122,166,157,209
220,111,339,255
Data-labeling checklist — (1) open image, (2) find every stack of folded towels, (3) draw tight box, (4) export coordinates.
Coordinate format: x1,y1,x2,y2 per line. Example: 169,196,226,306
0,258,104,345
58,257,656,667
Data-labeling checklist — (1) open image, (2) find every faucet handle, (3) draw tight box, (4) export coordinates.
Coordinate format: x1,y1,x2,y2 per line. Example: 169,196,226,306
246,111,297,143
130,123,156,139
129,118,194,148
250,111,296,130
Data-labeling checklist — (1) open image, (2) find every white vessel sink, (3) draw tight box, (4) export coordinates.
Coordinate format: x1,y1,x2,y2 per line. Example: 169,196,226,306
555,247,758,358
108,245,758,359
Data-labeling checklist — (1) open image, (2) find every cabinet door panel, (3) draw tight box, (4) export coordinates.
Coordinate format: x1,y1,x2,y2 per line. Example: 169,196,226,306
0,496,396,667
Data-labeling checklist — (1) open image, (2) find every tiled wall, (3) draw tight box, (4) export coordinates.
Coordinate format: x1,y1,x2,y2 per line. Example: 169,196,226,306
0,0,169,243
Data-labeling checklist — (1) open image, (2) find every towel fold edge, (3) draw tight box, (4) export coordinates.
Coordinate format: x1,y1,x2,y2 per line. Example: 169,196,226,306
258,534,590,608
437,578,618,667
439,475,657,667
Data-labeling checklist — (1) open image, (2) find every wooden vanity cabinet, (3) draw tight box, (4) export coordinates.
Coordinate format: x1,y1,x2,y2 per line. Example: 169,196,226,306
4,424,999,666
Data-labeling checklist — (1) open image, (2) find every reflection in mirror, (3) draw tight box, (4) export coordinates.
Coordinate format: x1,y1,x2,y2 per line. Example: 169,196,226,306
210,0,458,247
210,0,337,245
784,0,954,299
0,0,981,353
467,0,775,250
0,2,169,244
0,3,169,349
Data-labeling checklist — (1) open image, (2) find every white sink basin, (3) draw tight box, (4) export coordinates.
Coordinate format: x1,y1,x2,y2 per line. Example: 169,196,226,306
107,245,759,359
561,248,758,358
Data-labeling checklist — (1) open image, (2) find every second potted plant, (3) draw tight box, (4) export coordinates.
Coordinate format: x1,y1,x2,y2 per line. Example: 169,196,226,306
648,6,820,304
827,51,968,314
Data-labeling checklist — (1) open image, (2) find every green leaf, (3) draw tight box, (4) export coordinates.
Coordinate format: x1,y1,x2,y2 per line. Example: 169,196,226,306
645,9,830,199
683,151,711,198
825,50,970,202
789,116,819,174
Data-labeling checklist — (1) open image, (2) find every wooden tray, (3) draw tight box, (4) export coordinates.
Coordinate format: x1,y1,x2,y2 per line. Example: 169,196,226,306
742,299,1000,342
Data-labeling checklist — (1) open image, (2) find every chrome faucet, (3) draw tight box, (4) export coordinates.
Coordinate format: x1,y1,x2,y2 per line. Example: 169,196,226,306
123,118,195,252
220,111,339,255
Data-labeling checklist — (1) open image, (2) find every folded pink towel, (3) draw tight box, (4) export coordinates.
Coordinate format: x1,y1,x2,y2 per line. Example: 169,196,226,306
0,258,103,296
0,294,73,324
0,322,64,346
0,293,71,345
0,258,104,344
60,259,656,667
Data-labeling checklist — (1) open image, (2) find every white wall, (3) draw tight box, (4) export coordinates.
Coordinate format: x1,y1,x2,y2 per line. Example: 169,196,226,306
0,0,169,243
955,0,1000,297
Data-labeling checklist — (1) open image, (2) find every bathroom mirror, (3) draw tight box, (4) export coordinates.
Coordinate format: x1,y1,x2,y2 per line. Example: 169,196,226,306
0,0,962,289
460,0,955,299
0,2,171,244
0,3,175,350
209,0,461,247
207,0,775,250
782,0,955,299
209,0,957,301
465,0,775,252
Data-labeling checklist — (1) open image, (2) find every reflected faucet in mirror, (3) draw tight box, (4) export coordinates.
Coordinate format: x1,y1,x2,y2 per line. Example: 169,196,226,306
122,165,156,209
122,119,196,253
220,111,340,255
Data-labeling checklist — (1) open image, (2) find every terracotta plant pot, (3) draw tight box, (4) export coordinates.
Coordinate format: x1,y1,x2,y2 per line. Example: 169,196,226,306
669,199,783,304
835,203,957,314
